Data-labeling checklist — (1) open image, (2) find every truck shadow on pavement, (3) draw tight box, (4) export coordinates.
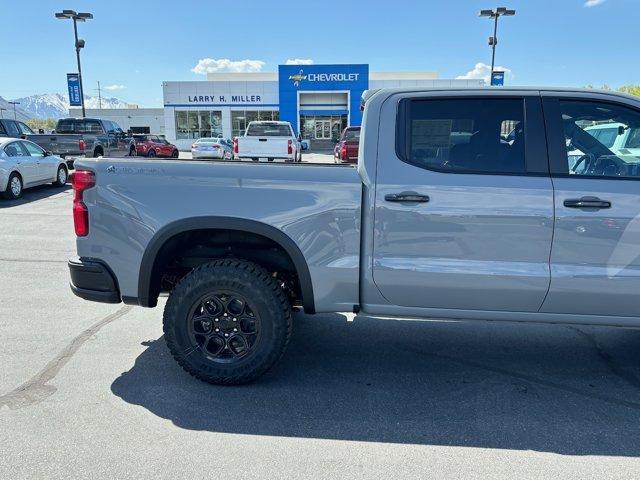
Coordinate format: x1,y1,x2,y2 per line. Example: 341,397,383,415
111,313,640,455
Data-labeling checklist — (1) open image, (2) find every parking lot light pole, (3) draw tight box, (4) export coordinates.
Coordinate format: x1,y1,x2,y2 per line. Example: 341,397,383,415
479,7,516,80
0,107,6,119
8,101,20,120
55,10,93,118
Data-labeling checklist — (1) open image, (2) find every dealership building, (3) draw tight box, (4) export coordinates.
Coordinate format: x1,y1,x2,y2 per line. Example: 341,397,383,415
162,64,484,150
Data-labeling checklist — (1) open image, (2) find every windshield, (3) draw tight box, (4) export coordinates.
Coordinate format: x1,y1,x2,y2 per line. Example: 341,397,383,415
246,123,291,137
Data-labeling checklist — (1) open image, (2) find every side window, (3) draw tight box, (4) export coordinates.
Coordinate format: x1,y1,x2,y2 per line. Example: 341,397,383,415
0,122,7,135
398,98,526,174
559,100,640,179
21,141,45,157
17,122,34,135
5,121,20,137
4,141,28,157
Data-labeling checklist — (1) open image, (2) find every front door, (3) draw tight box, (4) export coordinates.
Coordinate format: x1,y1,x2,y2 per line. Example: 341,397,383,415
4,141,37,185
541,95,640,317
314,120,331,140
21,141,53,181
371,93,554,312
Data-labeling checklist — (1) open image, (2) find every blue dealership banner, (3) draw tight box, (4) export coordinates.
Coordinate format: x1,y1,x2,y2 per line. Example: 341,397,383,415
67,73,82,106
490,71,505,86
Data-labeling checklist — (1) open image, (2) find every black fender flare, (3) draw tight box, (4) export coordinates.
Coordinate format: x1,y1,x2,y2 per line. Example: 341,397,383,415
135,216,316,313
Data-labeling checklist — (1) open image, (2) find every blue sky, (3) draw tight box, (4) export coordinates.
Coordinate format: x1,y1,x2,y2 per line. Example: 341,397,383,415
0,0,637,107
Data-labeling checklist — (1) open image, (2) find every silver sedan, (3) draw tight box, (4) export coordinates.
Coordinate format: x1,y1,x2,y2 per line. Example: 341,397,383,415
191,138,233,160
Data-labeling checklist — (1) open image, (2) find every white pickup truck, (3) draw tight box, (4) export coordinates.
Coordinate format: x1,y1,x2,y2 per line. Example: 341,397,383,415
233,121,301,162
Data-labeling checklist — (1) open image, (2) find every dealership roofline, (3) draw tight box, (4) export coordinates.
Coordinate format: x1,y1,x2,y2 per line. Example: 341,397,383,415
201,70,439,82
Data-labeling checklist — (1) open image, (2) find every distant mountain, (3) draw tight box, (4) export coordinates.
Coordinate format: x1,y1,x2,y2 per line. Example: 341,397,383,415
10,93,130,119
0,96,31,121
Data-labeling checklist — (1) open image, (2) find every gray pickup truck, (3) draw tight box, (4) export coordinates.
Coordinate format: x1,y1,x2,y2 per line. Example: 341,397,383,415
69,87,640,385
26,118,137,166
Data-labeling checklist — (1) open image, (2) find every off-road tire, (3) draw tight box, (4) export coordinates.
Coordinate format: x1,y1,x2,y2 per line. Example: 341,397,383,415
163,259,293,385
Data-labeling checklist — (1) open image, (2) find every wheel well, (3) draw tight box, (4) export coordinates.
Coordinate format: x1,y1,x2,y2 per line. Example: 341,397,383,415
94,146,104,156
145,228,313,312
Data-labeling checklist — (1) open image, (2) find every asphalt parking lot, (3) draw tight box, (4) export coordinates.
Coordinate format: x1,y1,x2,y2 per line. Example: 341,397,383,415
2,179,640,479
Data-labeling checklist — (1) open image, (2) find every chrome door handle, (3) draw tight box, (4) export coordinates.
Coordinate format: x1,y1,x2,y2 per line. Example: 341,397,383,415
564,196,611,209
385,192,430,203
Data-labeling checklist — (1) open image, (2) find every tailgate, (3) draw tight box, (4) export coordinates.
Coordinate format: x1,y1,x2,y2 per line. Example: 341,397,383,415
54,135,83,156
239,137,289,156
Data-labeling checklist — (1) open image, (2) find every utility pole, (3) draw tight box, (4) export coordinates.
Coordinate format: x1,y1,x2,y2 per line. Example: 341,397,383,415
0,107,6,119
479,7,516,82
97,81,102,109
8,101,20,120
55,10,93,117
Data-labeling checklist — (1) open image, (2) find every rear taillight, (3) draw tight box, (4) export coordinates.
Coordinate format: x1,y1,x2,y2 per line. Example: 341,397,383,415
233,137,238,154
191,144,197,149
341,143,347,159
71,170,95,237
212,144,220,149
79,139,86,152
287,139,293,155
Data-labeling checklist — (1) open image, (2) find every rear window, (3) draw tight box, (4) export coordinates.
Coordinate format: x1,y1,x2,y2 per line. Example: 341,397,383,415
56,119,76,133
344,128,360,141
134,135,149,142
77,120,104,134
246,123,291,137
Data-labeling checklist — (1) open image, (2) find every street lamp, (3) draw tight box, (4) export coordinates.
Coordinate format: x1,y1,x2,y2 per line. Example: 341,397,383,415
8,101,20,120
55,9,93,117
479,7,515,82
0,107,6,119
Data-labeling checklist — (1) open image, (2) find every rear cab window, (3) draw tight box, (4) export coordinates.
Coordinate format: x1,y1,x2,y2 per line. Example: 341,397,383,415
396,97,527,174
246,123,292,136
56,119,76,133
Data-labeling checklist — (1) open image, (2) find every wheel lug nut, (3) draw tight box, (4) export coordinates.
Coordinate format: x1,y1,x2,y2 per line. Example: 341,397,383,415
233,318,237,322
233,328,238,332
214,318,219,322
224,333,229,337
215,328,219,332
223,313,228,317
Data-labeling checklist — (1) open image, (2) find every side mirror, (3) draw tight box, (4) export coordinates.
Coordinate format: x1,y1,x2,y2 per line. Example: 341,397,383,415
618,125,628,136
44,150,52,157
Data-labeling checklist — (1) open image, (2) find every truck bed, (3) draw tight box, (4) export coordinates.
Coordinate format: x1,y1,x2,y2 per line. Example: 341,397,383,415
73,158,362,312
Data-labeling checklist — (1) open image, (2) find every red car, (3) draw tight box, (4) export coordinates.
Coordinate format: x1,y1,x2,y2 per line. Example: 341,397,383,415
334,126,360,164
134,134,179,158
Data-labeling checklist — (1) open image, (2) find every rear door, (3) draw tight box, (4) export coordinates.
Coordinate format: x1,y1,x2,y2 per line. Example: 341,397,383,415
21,141,54,181
371,92,554,312
541,94,640,317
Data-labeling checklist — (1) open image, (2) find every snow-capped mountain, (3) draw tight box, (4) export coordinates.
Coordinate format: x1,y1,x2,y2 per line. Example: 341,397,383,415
10,93,130,119
0,96,31,121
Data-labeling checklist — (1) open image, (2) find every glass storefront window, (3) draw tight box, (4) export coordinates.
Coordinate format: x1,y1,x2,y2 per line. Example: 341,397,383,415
175,110,223,139
231,110,279,137
300,115,348,141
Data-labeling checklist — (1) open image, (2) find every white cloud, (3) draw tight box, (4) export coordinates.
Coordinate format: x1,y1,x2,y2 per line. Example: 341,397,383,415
584,0,606,7
456,62,512,82
285,58,314,65
103,84,126,91
191,58,265,74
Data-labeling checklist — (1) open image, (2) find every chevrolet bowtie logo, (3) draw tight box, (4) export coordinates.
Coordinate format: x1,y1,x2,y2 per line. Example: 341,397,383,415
289,69,307,87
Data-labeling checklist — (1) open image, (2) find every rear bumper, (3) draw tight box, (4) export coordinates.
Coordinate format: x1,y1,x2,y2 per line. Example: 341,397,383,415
68,257,121,304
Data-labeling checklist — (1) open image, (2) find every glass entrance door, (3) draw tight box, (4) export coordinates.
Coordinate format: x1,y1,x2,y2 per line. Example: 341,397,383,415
314,120,332,139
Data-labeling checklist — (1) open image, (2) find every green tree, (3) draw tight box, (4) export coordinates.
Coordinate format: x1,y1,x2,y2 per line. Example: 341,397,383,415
617,85,640,97
26,118,57,133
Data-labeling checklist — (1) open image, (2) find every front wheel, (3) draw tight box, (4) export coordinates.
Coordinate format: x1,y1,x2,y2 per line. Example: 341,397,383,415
147,149,156,158
171,149,179,158
163,259,292,385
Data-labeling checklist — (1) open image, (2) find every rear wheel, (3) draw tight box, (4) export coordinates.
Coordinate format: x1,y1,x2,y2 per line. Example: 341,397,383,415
171,149,179,158
163,259,292,385
3,173,22,199
129,146,137,157
53,165,67,187
147,149,156,158
93,147,103,158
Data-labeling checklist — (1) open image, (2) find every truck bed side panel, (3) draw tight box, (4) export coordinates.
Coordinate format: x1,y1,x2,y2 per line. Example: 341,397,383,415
74,159,361,312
